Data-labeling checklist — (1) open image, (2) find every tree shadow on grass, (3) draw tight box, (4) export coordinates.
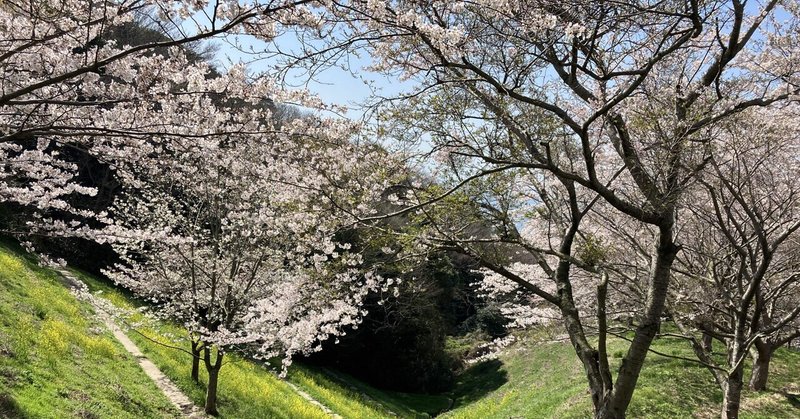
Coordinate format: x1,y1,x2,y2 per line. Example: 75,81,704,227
0,393,27,419
449,359,508,409
781,391,800,409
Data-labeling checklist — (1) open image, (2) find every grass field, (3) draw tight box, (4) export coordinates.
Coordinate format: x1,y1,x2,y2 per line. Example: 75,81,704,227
438,330,800,418
287,365,451,418
2,241,798,418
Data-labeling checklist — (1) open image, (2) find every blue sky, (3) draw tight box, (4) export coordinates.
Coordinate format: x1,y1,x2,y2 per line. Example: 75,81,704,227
176,3,402,119
209,31,403,120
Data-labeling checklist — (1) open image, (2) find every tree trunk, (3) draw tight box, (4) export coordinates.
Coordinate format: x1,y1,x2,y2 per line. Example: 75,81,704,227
203,347,224,416
749,340,773,391
205,367,220,416
722,367,744,419
565,313,612,416
560,276,613,414
595,403,623,419
191,341,202,383
548,195,615,418
702,333,713,353
191,356,201,383
601,224,679,419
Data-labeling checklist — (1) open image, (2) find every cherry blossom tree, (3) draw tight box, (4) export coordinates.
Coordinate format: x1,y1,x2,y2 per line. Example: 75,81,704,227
271,1,800,417
96,99,394,414
0,0,317,230
667,106,800,418
2,1,401,414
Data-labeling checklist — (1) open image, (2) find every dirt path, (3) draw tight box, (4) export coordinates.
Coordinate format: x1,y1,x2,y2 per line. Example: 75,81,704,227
57,269,207,418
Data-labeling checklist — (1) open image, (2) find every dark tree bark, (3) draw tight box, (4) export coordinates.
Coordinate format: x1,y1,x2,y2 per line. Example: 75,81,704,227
203,346,224,416
749,339,774,391
191,340,203,383
702,332,713,353
205,367,220,416
722,364,745,419
601,224,679,418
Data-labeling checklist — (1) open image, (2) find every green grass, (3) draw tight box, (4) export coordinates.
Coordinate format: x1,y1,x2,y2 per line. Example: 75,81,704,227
73,267,454,419
439,340,589,419
72,262,461,419
0,241,419,419
0,244,179,419
439,331,800,418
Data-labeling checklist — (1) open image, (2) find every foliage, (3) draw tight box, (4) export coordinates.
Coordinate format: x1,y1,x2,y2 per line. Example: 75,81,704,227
2,1,800,418
274,1,800,416
664,106,800,411
64,250,472,419
3,239,800,419
308,248,478,393
74,268,338,418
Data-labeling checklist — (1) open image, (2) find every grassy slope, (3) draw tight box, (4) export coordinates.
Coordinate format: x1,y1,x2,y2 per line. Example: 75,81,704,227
0,239,434,419
440,333,800,418
73,265,456,419
0,245,179,419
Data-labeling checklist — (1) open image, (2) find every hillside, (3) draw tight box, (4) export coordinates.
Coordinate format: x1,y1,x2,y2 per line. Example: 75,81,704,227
76,266,441,419
1,243,799,418
0,244,178,418
0,243,437,419
440,333,800,418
